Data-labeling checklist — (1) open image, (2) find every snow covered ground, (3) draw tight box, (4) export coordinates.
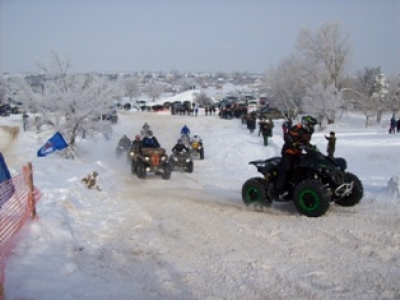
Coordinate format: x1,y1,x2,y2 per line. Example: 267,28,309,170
1,110,400,300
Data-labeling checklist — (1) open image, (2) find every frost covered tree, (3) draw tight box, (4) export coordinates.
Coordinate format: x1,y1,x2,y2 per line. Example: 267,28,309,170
0,77,6,105
124,78,141,102
296,21,351,89
386,74,400,114
14,50,119,151
265,55,307,120
193,92,213,107
302,83,343,125
144,82,163,102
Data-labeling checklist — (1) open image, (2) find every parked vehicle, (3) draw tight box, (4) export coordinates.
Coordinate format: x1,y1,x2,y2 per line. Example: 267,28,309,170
256,107,283,119
0,104,12,116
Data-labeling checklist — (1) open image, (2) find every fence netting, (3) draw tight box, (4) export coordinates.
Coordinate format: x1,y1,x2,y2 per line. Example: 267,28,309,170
0,166,41,300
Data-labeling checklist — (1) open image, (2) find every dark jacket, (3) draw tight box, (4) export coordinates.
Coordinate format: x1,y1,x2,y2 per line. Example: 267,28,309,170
172,143,189,153
281,124,312,155
325,135,336,153
142,136,160,148
118,137,131,149
258,121,272,137
130,140,142,154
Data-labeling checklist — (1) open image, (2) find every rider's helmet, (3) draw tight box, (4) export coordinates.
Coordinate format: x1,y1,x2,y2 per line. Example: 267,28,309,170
301,115,317,134
147,130,153,137
177,138,183,144
193,133,198,138
92,171,98,177
135,134,141,140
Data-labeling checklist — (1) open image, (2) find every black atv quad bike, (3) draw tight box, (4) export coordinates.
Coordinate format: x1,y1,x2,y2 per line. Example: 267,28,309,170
241,146,363,217
116,145,129,159
169,151,194,173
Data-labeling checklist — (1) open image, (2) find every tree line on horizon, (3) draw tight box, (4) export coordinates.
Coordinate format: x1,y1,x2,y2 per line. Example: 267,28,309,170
0,21,399,153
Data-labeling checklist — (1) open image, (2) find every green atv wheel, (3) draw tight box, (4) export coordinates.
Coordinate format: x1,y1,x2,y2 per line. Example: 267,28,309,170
293,179,331,217
241,177,270,207
335,172,363,207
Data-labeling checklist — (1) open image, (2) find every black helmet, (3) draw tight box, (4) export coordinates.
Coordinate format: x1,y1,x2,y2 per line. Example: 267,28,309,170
177,139,183,144
147,130,153,137
301,115,317,133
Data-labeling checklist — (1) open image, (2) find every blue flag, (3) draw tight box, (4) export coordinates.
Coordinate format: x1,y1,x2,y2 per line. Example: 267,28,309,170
37,132,68,157
0,152,14,207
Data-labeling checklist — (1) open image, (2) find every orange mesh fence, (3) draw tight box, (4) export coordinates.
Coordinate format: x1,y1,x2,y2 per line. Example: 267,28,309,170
0,165,41,300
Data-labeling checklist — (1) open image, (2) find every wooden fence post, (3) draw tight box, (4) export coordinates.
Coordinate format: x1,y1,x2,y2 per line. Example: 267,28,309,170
27,162,36,218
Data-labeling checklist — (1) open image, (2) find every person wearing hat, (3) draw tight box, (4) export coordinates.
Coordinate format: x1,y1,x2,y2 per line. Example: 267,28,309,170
325,131,336,158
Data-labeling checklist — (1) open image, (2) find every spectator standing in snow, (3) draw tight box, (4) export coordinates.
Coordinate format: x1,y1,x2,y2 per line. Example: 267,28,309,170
390,116,397,133
282,119,290,141
396,118,400,133
34,116,42,133
325,131,336,158
22,112,29,131
246,114,256,134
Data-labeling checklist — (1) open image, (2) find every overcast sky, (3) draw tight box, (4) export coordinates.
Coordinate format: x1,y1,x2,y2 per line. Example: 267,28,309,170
1,0,399,75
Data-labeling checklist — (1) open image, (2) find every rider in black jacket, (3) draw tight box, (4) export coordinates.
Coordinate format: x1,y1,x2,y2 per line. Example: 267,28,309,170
172,139,189,153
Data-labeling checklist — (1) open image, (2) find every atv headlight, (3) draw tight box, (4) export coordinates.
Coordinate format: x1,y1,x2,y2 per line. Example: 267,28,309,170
130,152,134,157
173,157,178,161
145,157,150,161
162,156,166,161
255,162,265,168
186,158,191,162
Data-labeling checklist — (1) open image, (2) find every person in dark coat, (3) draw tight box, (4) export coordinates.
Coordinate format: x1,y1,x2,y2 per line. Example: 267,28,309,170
246,114,256,134
325,131,336,158
390,117,396,134
142,130,160,148
22,112,29,131
118,134,131,150
181,125,191,136
273,115,317,199
258,118,272,146
172,139,189,153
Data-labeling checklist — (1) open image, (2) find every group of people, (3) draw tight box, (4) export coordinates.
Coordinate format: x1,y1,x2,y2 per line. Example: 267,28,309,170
117,123,202,157
117,123,161,157
174,124,202,153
